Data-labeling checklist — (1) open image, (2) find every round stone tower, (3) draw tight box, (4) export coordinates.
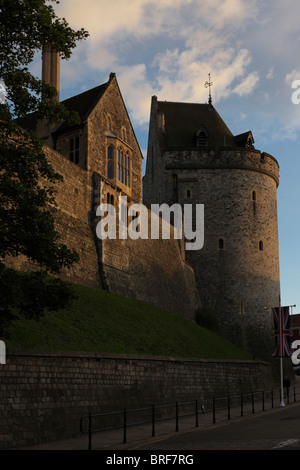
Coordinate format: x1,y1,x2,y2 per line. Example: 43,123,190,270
143,97,280,360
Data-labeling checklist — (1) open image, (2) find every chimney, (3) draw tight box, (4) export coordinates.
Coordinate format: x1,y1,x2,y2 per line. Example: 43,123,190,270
42,46,60,102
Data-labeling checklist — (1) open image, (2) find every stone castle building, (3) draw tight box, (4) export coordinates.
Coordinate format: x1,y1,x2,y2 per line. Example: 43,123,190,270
10,52,197,323
9,50,281,360
143,96,280,358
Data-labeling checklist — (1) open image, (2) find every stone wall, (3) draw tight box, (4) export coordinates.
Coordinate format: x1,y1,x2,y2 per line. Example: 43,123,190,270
4,146,100,288
0,350,274,449
144,141,281,360
93,173,199,321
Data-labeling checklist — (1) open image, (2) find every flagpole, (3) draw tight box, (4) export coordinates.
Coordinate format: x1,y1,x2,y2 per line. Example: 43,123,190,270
279,294,285,407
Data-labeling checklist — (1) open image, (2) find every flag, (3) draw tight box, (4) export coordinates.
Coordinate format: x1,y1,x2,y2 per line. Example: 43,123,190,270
272,305,291,357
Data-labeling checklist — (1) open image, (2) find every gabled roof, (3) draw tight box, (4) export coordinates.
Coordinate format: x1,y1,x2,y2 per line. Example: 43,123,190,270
53,80,110,134
155,100,254,150
234,131,254,148
15,75,111,135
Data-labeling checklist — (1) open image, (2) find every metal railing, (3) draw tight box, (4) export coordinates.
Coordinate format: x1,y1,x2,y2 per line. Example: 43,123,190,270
80,386,299,450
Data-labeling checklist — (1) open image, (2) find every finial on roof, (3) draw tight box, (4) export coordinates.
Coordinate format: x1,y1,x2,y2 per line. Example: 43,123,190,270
204,73,213,105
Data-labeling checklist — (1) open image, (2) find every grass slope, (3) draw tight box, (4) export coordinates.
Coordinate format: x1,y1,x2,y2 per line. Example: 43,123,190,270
5,283,252,360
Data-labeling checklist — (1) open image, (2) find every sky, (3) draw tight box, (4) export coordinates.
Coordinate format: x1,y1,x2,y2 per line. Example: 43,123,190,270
35,0,300,313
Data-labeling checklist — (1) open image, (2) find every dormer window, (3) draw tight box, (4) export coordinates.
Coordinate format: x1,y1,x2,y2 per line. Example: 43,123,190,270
196,126,208,147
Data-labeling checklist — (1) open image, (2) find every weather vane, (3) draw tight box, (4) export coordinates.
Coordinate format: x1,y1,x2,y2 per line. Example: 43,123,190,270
204,73,213,105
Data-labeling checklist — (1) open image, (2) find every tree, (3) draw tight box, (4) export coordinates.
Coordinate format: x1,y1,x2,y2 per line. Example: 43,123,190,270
0,0,89,334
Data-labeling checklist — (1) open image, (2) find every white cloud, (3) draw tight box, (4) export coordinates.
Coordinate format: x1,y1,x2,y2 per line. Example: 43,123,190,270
49,0,300,143
266,68,274,80
233,72,259,96
117,64,155,127
285,69,300,86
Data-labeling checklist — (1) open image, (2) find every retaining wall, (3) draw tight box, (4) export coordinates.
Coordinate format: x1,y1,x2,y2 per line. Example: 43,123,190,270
0,350,275,449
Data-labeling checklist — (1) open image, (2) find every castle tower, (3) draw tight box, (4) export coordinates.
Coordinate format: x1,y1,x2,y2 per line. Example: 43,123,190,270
143,96,280,360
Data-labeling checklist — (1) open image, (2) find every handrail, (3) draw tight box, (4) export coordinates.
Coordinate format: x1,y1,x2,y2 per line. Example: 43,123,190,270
80,386,299,450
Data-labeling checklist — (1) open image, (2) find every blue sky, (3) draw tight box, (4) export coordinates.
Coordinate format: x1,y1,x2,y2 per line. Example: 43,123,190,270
38,0,300,313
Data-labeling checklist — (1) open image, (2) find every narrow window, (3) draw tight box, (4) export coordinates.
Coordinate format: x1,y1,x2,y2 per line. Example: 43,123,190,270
259,240,264,251
240,299,245,314
107,145,114,179
107,116,111,130
69,136,80,164
69,138,74,162
218,238,224,250
186,189,191,198
106,193,114,214
173,174,178,203
252,190,257,202
75,136,79,164
117,150,130,186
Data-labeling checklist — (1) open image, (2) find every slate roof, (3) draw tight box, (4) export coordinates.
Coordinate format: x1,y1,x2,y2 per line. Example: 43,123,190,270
15,80,110,135
156,100,252,150
53,81,109,133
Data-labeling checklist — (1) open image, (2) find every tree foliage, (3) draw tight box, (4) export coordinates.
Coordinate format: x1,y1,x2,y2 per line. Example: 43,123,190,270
0,0,89,334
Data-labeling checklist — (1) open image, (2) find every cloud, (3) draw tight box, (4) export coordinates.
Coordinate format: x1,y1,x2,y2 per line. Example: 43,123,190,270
266,68,274,80
117,64,155,128
233,72,259,96
285,69,300,86
50,0,300,144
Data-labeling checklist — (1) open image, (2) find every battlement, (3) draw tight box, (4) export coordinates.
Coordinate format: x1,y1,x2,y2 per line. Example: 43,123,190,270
164,147,279,187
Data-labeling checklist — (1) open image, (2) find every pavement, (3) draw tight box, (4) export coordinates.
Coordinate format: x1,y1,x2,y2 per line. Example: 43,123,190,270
15,377,300,452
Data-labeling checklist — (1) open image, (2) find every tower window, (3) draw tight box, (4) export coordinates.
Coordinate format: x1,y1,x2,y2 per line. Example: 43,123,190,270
107,145,114,179
239,299,245,314
259,240,264,251
218,238,225,250
186,189,192,198
69,136,79,164
252,191,257,202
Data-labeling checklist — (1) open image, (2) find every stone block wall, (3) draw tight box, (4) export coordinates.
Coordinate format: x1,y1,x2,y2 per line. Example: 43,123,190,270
4,146,100,288
0,351,274,449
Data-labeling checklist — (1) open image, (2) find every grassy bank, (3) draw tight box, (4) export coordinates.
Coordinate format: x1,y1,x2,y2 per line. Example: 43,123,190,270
5,282,252,360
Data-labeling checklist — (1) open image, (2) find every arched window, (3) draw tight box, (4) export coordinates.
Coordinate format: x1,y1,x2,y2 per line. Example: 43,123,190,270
107,145,114,179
